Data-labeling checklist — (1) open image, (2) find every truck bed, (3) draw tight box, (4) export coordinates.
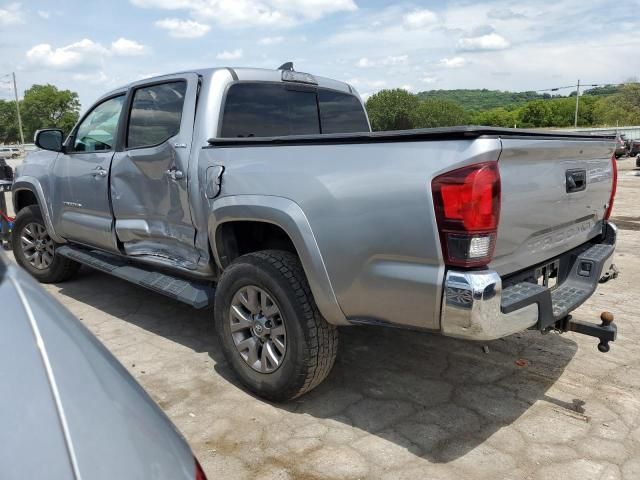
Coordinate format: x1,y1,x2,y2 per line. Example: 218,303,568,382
203,126,616,331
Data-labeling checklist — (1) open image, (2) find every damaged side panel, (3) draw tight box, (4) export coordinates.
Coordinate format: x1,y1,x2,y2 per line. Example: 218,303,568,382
110,73,200,267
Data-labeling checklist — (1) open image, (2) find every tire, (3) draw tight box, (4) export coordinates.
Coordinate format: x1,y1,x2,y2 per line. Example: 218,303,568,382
12,205,80,283
214,250,338,402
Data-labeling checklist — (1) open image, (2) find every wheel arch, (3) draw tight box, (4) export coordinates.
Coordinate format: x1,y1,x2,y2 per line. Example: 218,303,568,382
209,195,347,326
12,178,65,243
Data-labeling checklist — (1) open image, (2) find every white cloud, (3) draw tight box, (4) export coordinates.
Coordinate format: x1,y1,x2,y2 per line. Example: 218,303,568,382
403,9,437,29
25,38,149,69
37,10,50,19
346,78,386,89
458,32,510,51
155,18,211,38
111,38,147,56
131,0,357,27
439,56,466,68
216,48,243,60
72,71,108,84
487,8,526,20
422,76,437,84
26,39,109,68
357,54,409,68
0,2,23,26
400,84,414,91
258,36,284,46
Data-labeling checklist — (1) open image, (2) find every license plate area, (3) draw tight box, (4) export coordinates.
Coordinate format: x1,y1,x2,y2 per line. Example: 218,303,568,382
534,259,560,289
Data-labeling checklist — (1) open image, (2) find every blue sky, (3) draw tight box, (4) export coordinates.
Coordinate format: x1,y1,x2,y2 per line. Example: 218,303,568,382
1,0,638,110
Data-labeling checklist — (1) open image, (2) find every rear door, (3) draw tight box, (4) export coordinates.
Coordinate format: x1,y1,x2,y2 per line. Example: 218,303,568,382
110,74,199,265
52,94,126,252
491,137,614,275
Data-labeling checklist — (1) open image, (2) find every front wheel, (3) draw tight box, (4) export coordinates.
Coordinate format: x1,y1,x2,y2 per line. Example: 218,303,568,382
12,205,80,283
214,250,338,402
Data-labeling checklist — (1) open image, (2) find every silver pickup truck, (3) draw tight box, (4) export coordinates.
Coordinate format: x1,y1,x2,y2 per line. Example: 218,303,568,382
12,65,619,401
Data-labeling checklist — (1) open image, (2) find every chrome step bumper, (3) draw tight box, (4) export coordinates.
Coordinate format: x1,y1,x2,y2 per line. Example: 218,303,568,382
440,223,617,341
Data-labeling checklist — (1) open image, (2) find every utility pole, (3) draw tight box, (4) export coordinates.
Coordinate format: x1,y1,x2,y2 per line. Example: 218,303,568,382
12,72,25,146
573,79,580,128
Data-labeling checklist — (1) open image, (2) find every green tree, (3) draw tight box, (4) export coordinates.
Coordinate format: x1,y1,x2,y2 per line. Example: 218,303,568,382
365,89,419,131
471,107,517,127
0,100,19,144
591,84,640,126
517,100,553,128
412,98,470,128
21,84,81,141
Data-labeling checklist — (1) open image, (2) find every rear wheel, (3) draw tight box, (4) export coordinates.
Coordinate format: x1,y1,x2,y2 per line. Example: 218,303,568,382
214,250,338,402
12,205,80,283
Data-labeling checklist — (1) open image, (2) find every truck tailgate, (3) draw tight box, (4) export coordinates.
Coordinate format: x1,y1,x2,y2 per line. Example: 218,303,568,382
491,137,615,276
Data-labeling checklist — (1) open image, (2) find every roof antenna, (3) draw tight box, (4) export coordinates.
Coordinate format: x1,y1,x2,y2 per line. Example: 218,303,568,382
278,62,294,71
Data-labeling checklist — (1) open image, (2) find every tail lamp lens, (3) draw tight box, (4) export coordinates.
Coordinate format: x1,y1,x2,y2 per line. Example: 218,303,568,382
195,458,208,480
604,155,617,221
432,162,501,267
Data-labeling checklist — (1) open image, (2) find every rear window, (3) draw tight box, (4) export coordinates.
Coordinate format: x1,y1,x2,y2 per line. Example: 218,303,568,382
220,83,368,138
220,83,320,138
318,89,370,134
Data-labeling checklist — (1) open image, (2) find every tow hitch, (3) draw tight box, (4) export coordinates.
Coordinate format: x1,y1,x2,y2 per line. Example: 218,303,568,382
559,312,617,353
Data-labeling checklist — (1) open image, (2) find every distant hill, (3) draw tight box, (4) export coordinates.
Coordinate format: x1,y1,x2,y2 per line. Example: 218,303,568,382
582,85,622,96
415,89,549,112
415,85,623,112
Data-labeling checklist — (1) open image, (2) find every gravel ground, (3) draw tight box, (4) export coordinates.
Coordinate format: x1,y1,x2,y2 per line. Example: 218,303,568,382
4,156,640,480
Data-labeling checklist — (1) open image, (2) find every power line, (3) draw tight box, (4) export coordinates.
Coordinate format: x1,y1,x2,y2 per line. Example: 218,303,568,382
536,81,639,93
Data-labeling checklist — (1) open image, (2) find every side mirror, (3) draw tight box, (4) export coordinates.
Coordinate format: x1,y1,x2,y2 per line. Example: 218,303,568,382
34,129,64,152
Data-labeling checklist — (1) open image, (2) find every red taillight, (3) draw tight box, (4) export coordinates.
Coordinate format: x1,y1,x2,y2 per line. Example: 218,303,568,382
604,155,617,221
432,162,501,268
195,457,208,480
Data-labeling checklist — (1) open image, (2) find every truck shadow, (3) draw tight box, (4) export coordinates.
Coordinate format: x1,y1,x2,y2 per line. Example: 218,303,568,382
55,267,578,464
276,325,578,463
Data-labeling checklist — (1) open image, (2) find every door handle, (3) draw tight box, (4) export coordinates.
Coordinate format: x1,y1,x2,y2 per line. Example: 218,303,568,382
566,169,586,193
166,169,184,180
93,168,108,177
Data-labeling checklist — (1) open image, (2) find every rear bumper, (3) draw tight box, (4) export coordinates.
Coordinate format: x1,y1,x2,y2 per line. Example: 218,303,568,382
440,223,617,341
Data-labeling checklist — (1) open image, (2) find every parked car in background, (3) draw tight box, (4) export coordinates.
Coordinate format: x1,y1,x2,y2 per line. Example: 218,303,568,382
0,252,207,480
23,143,39,152
9,147,21,158
629,139,640,158
614,135,628,158
0,147,12,160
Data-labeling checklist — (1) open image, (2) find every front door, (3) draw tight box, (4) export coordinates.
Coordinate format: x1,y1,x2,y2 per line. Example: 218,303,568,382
110,74,199,266
51,94,126,252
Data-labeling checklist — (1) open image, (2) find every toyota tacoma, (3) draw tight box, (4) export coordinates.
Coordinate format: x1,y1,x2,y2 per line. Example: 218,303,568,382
12,65,619,401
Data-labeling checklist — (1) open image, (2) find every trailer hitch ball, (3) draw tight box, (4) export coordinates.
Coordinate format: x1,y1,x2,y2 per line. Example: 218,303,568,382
564,312,616,353
600,311,614,325
598,312,614,352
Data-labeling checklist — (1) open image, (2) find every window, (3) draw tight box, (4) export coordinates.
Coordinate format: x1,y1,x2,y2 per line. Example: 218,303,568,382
127,81,187,149
73,96,125,152
220,83,320,138
318,89,369,134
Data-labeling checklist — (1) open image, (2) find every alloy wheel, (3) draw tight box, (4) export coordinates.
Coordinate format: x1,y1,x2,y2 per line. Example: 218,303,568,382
229,285,287,373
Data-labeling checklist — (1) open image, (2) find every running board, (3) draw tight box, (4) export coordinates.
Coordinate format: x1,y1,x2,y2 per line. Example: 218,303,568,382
57,246,215,309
